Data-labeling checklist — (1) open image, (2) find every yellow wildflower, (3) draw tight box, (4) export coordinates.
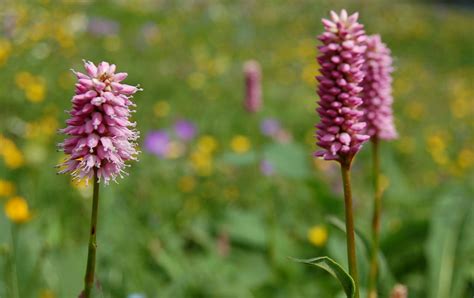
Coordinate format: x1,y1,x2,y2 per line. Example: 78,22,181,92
15,72,35,89
0,180,15,197
0,39,12,66
230,135,251,154
153,101,170,118
190,150,213,176
25,115,58,139
15,72,46,103
307,225,328,247
39,289,55,298
197,135,218,154
404,102,425,120
0,136,24,169
4,196,32,224
458,148,474,170
187,72,206,90
25,80,46,102
178,176,196,193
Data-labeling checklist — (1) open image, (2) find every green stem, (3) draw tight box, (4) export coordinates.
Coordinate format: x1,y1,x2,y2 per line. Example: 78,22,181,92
9,224,20,298
340,160,360,298
368,138,381,298
83,170,100,297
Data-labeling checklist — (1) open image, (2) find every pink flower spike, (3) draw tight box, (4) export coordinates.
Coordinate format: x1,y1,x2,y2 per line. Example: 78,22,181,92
58,61,141,184
243,60,262,113
361,35,397,140
314,10,369,164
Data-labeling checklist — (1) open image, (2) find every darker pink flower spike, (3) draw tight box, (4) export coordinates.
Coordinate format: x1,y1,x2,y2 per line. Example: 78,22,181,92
58,61,141,184
243,60,262,113
361,35,397,140
315,10,370,163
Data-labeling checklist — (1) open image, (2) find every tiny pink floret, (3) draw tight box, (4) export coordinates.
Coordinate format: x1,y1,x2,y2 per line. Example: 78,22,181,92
58,61,141,184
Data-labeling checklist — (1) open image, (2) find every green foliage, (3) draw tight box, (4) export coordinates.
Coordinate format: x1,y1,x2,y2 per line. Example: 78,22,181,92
292,256,355,298
427,191,474,298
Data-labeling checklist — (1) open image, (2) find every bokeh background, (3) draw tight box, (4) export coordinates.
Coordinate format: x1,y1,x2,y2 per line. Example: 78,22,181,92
0,0,473,297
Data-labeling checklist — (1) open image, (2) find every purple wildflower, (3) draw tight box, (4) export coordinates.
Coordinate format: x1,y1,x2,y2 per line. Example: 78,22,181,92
243,60,262,113
58,61,140,184
144,131,169,158
260,118,281,137
361,35,397,140
174,120,197,141
315,10,370,163
87,17,119,37
260,159,274,176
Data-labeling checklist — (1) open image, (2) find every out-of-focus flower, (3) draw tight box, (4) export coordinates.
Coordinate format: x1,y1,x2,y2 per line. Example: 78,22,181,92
217,230,230,257
187,72,206,90
230,135,251,154
174,120,197,141
165,140,185,159
426,133,448,166
178,176,196,193
314,10,369,163
58,61,141,184
197,135,218,154
24,115,58,139
275,129,293,143
0,180,15,197
458,148,474,170
144,131,169,158
153,101,170,118
260,160,274,176
87,17,119,36
4,196,32,224
190,150,213,176
39,289,56,298
307,225,328,247
15,72,46,103
0,135,24,169
243,60,262,113
138,22,160,47
260,118,281,137
361,35,397,140
0,39,12,66
389,284,408,298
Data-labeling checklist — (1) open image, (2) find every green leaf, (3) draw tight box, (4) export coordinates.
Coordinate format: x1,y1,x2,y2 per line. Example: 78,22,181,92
264,143,311,178
291,256,355,298
327,215,395,294
427,193,474,298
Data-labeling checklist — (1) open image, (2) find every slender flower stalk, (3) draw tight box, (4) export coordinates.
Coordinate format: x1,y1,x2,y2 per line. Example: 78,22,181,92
315,10,369,298
57,61,140,297
83,170,100,297
368,138,381,298
361,35,396,298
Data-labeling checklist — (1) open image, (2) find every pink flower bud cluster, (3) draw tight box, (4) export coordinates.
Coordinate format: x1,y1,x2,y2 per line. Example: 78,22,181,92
315,10,370,163
361,35,397,140
243,60,262,113
58,61,141,184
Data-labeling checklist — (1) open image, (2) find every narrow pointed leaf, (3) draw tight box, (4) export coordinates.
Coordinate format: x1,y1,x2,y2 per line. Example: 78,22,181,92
292,256,355,298
327,215,395,293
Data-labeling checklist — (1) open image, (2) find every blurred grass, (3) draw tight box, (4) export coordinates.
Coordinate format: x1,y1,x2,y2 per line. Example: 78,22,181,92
0,0,473,297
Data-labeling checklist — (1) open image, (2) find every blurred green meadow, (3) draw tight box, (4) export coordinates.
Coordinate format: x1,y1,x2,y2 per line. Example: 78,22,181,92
0,0,473,297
